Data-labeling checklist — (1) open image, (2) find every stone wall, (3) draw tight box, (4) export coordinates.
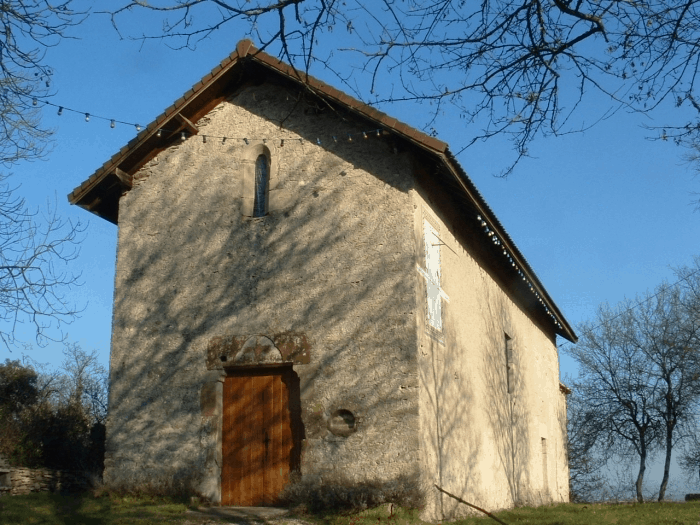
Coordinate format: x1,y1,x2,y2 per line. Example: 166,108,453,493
104,79,421,500
0,468,91,496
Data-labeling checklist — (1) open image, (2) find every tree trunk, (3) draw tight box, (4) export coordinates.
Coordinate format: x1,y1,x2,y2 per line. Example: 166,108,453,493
636,443,647,503
658,424,674,501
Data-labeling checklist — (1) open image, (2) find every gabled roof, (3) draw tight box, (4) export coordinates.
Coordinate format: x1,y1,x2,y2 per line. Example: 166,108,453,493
67,39,577,343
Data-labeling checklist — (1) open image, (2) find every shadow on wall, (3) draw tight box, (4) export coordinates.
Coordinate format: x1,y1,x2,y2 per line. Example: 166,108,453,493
482,289,532,507
103,82,420,495
419,308,481,518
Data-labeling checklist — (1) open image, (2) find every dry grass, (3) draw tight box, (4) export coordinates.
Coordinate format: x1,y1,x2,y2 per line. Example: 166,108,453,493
3,492,700,525
300,501,700,525
0,492,208,524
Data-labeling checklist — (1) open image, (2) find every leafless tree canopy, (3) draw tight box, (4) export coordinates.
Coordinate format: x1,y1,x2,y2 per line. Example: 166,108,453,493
0,174,84,347
566,389,608,502
0,1,84,165
566,260,700,502
0,2,86,348
110,0,700,173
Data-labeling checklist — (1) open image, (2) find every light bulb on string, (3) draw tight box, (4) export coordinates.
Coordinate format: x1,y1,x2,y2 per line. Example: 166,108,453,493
156,129,162,137
333,136,338,143
376,129,381,137
202,135,207,143
32,98,37,106
243,138,249,145
279,139,284,147
110,120,115,129
222,137,226,144
180,131,186,141
57,106,63,116
347,134,353,142
316,138,322,145
362,132,368,139
85,113,90,122
135,124,141,132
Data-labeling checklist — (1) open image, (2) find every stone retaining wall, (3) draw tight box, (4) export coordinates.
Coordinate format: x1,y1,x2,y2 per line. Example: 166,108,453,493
0,467,92,495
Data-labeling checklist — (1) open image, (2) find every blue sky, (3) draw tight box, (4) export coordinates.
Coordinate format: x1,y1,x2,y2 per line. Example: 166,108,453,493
10,5,700,381
3,4,700,497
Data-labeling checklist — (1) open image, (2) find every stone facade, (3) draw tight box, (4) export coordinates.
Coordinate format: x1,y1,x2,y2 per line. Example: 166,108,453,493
412,187,569,518
105,82,421,501
71,42,576,521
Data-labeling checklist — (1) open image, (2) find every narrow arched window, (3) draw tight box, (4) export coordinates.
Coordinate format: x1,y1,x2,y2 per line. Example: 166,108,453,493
253,154,268,217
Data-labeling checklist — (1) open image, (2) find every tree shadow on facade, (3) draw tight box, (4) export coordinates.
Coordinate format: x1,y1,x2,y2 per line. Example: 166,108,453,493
417,296,480,518
481,290,532,507
103,81,422,499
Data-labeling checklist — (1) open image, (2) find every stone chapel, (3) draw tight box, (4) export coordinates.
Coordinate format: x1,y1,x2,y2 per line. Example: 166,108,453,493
68,39,577,520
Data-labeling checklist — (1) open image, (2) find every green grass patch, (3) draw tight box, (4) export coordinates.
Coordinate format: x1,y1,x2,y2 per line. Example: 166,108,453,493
4,494,700,525
302,501,700,525
0,492,205,524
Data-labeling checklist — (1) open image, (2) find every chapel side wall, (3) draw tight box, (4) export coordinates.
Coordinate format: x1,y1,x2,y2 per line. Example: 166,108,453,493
103,82,421,499
411,186,568,521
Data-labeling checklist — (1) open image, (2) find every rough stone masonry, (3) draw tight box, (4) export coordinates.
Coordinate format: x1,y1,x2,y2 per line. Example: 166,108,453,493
71,44,576,521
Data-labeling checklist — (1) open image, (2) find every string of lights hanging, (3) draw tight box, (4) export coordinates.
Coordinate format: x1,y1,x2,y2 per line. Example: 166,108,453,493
477,213,563,331
33,96,560,327
31,96,385,146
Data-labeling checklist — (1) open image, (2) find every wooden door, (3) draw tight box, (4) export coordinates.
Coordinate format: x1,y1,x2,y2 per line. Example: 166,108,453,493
221,368,297,506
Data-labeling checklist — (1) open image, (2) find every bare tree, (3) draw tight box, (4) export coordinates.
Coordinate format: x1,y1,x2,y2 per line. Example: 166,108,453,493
567,305,663,503
623,284,700,501
0,1,85,165
566,388,608,502
0,2,87,348
679,429,700,486
56,341,108,425
109,0,700,174
567,270,700,502
0,174,84,347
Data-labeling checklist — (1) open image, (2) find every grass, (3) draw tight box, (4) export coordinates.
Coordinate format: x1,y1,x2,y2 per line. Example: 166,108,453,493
3,494,700,525
302,501,700,525
0,492,207,524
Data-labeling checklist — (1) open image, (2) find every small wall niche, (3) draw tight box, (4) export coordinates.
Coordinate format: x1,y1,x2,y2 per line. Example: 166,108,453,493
327,409,357,437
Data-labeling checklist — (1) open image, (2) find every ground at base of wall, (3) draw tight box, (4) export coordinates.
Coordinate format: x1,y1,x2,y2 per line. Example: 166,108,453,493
187,506,318,525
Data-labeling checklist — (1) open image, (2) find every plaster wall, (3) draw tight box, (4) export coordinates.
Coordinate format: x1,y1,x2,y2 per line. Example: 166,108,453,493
104,81,421,499
412,187,569,520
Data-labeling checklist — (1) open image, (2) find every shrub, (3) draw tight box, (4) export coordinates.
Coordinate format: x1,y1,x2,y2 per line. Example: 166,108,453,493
279,471,424,512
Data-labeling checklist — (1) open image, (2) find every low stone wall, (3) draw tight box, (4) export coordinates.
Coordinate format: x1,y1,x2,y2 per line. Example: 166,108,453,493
0,467,92,496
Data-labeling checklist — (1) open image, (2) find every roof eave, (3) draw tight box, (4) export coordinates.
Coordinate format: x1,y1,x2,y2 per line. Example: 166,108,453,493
437,152,578,344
